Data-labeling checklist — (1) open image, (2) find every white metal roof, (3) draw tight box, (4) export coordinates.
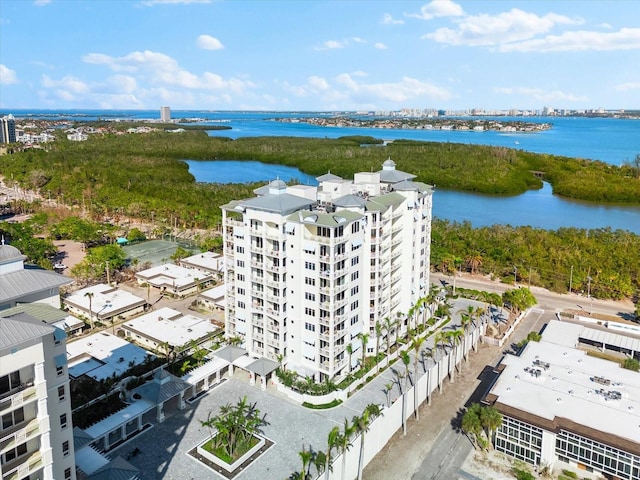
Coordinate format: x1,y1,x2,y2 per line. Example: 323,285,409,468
84,399,154,439
490,328,640,447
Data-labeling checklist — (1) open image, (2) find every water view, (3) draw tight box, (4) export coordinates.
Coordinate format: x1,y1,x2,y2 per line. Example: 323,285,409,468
185,160,640,234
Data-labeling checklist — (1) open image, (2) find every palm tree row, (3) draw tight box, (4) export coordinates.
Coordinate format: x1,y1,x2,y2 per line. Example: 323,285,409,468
290,403,382,480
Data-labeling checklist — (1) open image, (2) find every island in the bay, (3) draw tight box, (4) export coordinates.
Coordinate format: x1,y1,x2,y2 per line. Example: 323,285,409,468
273,116,552,133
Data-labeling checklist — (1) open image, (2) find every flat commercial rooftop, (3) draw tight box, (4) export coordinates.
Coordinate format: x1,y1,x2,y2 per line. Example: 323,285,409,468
490,321,640,448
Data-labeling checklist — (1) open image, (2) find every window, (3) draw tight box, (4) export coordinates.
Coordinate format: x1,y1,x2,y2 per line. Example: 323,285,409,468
60,413,68,429
351,300,359,310
57,365,64,376
63,440,70,457
238,274,245,281
351,286,359,296
0,371,20,395
304,277,315,286
350,315,359,325
352,222,360,233
305,292,315,301
305,322,316,332
305,307,316,316
238,301,246,309
58,385,66,402
237,260,245,268
305,261,316,271
65,468,72,480
2,408,24,430
237,287,246,295
351,257,359,266
236,246,245,253
3,442,27,463
351,271,359,281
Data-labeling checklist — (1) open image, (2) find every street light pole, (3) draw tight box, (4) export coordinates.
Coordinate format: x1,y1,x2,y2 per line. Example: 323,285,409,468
587,276,592,315
513,266,518,286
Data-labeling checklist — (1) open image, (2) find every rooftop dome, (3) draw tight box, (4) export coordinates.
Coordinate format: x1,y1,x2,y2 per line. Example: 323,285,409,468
0,243,23,263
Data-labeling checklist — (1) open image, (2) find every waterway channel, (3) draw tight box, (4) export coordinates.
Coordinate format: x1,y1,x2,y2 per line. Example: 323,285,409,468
185,160,640,234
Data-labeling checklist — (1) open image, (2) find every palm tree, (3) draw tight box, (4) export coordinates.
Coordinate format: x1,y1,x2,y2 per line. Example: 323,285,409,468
355,404,381,480
325,425,340,480
337,418,354,480
424,289,439,328
433,330,447,393
400,350,411,436
84,291,95,329
448,330,464,382
357,332,369,372
299,445,313,480
346,344,353,377
410,335,425,420
374,321,383,372
382,316,394,361
480,405,503,450
383,382,394,407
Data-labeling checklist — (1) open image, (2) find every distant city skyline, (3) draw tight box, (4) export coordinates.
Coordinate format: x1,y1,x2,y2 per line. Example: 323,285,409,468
0,1,639,111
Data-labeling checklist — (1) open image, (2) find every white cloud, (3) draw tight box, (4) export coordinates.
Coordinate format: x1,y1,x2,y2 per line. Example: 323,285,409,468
407,0,464,21
34,0,51,5
335,74,451,103
426,8,583,47
308,76,329,91
41,74,89,94
196,34,224,50
315,40,345,50
615,82,640,91
382,13,403,25
500,28,640,52
598,23,613,29
352,37,366,44
139,0,210,6
374,43,388,50
494,86,588,103
0,64,18,84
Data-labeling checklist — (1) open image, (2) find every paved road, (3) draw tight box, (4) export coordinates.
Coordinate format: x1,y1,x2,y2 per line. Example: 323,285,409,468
431,272,635,319
411,307,551,480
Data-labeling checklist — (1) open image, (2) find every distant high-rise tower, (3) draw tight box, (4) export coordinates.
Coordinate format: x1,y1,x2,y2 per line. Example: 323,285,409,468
160,106,171,122
0,114,16,144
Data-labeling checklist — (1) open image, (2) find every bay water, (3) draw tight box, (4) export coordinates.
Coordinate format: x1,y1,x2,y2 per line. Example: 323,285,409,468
5,109,640,232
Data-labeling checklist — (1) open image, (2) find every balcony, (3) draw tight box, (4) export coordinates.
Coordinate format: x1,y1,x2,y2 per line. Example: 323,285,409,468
264,263,285,274
4,449,43,480
0,417,41,453
0,384,37,415
265,230,285,241
266,249,285,258
226,219,243,228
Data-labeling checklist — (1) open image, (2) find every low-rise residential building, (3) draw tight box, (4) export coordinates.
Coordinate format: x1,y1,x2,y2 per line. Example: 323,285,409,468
121,307,219,353
135,264,214,297
178,251,224,280
63,284,146,325
485,320,640,479
197,284,226,311
66,331,153,382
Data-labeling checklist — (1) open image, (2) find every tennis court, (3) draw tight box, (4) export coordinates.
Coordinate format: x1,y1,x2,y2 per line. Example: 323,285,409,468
122,240,200,268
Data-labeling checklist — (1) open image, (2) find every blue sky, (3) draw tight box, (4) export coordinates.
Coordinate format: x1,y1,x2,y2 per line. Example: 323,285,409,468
1,0,639,111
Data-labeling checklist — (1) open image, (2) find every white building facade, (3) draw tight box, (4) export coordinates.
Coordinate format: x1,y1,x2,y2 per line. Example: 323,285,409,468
0,315,76,480
221,159,432,381
486,322,640,479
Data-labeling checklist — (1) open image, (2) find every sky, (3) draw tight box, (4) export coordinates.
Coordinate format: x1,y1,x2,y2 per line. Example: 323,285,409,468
0,0,639,112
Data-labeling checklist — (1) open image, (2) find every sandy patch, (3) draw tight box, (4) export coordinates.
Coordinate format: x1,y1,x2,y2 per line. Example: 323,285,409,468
53,240,86,275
